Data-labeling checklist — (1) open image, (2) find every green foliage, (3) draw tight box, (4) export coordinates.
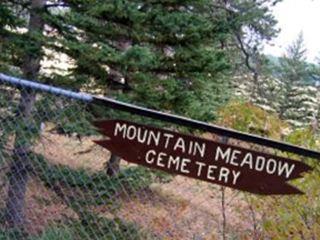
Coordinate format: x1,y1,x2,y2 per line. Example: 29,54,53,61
31,153,172,206
217,100,288,139
0,88,16,169
65,213,155,240
259,128,320,239
0,2,25,73
219,100,320,239
32,227,73,240
41,0,234,120
35,95,96,136
0,88,41,170
215,0,281,78
0,217,152,240
0,228,26,240
0,0,284,127
0,1,292,239
0,89,95,162
275,33,318,126
25,154,164,239
285,128,318,149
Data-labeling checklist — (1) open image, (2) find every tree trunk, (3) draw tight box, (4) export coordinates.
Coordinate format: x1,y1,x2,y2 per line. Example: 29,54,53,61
5,90,36,228
106,154,121,176
105,39,132,176
5,0,45,229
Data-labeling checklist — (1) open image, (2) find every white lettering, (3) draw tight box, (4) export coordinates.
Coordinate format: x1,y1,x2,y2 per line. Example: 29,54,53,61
232,171,241,185
196,161,206,176
147,131,161,146
230,150,241,166
240,153,253,169
114,122,127,138
194,142,206,158
163,133,174,148
168,155,180,171
127,125,137,140
255,156,265,171
278,162,295,179
219,167,230,183
137,128,147,143
145,150,156,164
207,165,218,180
157,152,166,167
180,158,191,173
215,147,231,162
266,159,277,174
174,137,186,152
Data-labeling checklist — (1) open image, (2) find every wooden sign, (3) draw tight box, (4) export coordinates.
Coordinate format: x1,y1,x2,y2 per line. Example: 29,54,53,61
93,120,312,195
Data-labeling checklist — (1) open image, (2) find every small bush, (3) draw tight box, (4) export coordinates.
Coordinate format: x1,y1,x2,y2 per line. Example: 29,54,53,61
32,227,73,240
217,101,288,139
31,153,172,206
67,212,155,240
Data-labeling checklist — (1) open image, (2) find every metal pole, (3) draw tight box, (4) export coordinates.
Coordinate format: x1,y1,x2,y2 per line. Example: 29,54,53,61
0,73,92,102
1,72,320,160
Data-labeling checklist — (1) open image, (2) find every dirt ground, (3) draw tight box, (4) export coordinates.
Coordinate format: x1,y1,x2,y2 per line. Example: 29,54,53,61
0,129,258,239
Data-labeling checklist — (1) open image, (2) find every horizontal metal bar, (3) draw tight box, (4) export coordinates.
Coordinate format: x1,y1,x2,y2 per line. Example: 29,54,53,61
1,72,319,160
0,73,93,102
93,96,320,160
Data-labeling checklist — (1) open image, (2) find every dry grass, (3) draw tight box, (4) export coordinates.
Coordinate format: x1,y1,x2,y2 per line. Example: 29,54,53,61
0,128,256,239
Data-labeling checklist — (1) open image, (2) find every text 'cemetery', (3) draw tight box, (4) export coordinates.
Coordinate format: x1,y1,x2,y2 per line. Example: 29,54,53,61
94,120,312,195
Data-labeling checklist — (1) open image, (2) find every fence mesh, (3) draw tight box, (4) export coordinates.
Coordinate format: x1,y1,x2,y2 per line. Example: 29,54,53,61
0,79,318,240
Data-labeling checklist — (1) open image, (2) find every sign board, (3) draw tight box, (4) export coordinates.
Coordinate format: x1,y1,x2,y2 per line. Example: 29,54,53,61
94,120,312,195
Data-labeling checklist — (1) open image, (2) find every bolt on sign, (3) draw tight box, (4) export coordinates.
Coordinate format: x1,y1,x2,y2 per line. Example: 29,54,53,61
94,120,312,195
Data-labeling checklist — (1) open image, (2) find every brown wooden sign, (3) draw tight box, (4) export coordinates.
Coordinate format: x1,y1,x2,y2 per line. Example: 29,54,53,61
93,120,312,195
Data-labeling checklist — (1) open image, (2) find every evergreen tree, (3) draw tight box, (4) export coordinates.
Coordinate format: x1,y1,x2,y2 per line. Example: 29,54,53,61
1,0,283,120
0,0,235,228
42,0,234,121
0,0,283,229
212,0,281,78
278,33,318,127
1,0,46,229
234,73,283,113
212,0,284,113
44,0,235,176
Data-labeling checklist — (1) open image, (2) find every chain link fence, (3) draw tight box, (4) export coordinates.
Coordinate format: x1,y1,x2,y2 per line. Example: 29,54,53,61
1,76,317,239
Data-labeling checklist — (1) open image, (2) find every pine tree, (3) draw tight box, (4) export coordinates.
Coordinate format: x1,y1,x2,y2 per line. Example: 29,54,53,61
212,0,284,113
0,0,235,228
1,0,46,229
42,0,234,121
212,0,281,79
44,0,236,175
48,0,282,175
0,0,283,228
278,33,318,127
